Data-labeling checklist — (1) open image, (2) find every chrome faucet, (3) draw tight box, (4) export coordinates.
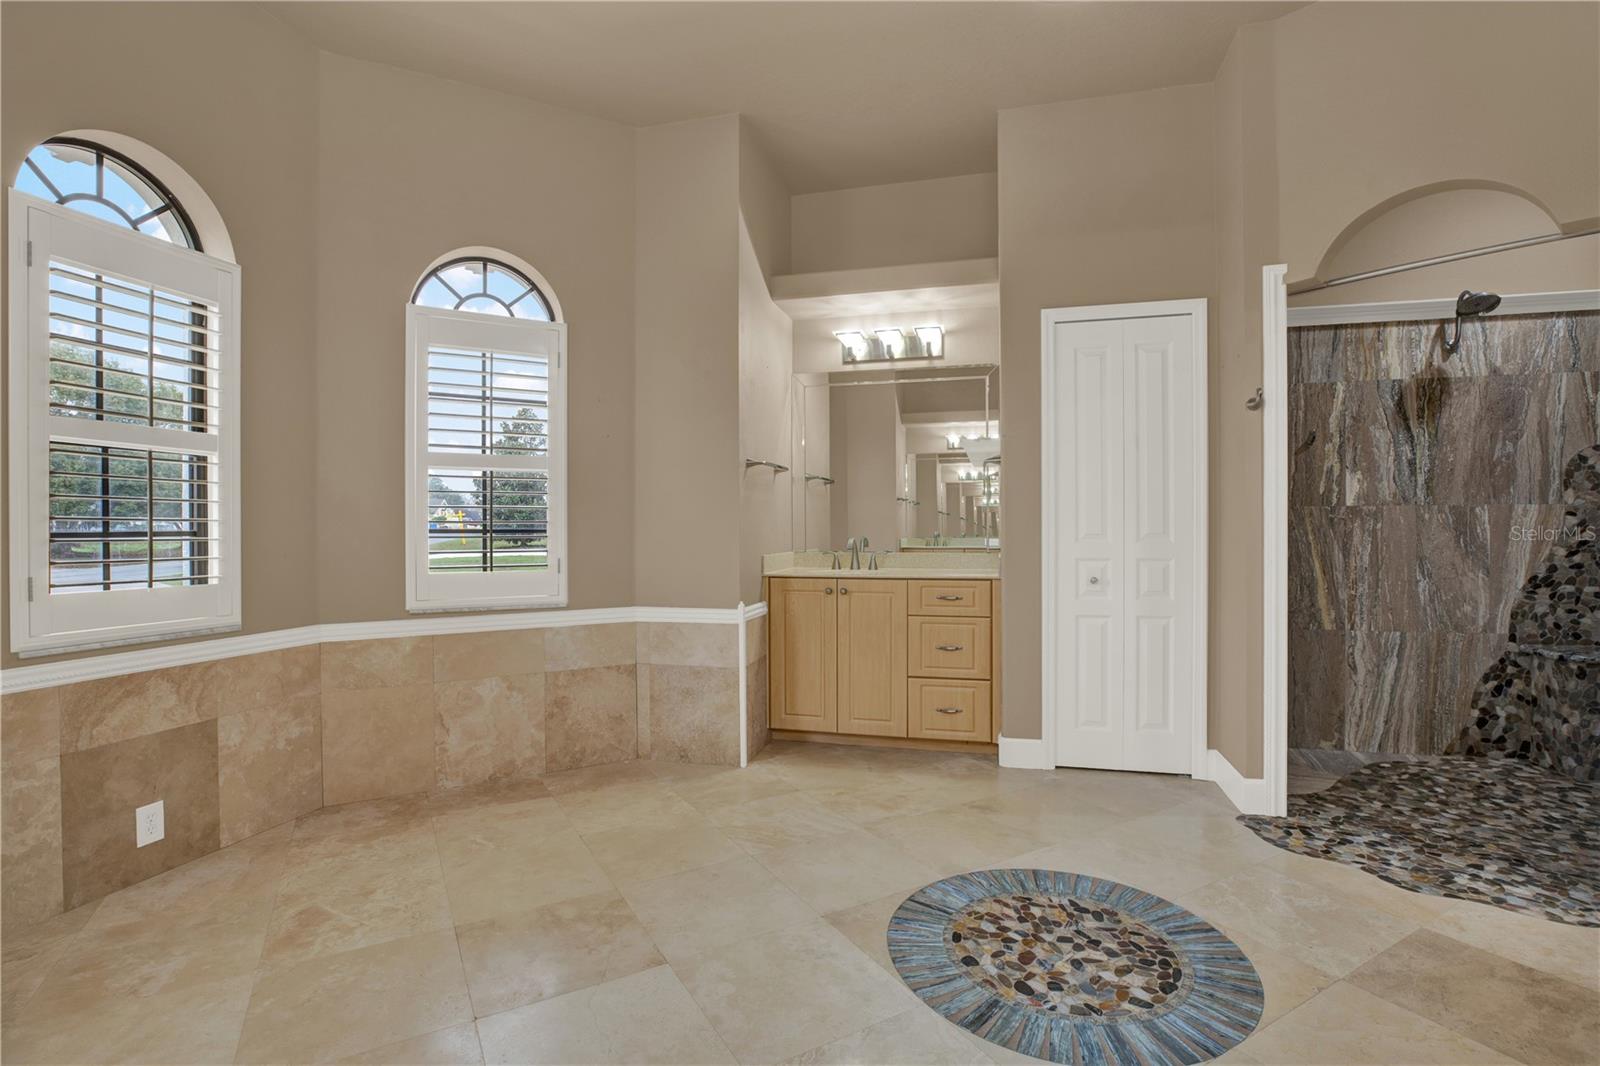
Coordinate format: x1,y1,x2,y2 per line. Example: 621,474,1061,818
845,536,869,570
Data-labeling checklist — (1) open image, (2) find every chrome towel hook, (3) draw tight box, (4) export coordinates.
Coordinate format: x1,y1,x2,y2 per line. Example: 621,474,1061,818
1245,387,1263,411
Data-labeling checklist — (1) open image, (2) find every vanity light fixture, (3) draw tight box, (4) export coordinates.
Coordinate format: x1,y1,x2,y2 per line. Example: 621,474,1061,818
835,330,871,362
946,433,963,449
914,325,944,359
875,328,907,360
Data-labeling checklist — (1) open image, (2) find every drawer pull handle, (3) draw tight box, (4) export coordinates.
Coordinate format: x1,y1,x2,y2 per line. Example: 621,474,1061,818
935,594,964,601
936,643,965,652
935,706,964,715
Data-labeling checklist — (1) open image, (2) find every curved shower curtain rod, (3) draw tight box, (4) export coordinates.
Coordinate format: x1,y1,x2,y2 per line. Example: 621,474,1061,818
1287,226,1600,296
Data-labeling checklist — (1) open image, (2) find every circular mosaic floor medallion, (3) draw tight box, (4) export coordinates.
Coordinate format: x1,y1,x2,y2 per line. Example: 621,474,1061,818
888,870,1263,1065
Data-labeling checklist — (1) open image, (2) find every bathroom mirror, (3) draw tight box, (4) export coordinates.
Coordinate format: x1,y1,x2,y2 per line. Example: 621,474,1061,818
792,366,1000,552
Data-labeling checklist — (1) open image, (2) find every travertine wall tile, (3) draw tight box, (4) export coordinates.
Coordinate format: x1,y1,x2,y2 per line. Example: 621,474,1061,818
434,674,545,789
745,615,766,664
544,624,635,671
2,687,61,770
218,694,322,846
59,720,220,910
321,637,433,692
58,663,221,754
322,685,435,805
1,755,64,926
647,664,740,766
215,646,320,711
545,665,637,771
433,630,544,684
746,655,770,760
637,623,738,668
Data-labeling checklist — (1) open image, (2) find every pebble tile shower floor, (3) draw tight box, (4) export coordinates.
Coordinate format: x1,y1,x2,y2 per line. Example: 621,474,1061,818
3,742,1596,1064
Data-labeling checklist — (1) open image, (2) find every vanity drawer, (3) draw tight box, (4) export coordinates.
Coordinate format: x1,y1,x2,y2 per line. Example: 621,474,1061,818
907,580,991,617
909,617,992,679
908,679,992,742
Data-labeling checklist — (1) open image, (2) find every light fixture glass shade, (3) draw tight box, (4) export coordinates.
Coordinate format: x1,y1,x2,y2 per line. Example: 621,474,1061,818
914,325,944,359
835,330,869,362
963,436,1001,465
875,328,906,359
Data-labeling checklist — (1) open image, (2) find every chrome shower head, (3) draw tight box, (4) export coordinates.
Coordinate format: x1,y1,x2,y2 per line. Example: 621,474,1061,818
1443,289,1501,354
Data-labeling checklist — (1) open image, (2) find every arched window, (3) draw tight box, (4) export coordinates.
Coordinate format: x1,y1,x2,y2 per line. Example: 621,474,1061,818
404,250,566,610
16,138,200,249
412,256,553,321
9,136,241,654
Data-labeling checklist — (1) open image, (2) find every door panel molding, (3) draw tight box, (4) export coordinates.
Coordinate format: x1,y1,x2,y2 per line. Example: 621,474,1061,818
1040,299,1208,776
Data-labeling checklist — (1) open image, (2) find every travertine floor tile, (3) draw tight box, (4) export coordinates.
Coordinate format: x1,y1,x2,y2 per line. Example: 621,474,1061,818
1425,898,1600,992
338,1022,484,1065
455,889,663,1017
1236,982,1516,1065
670,918,916,1063
437,828,612,925
476,965,733,1065
822,890,907,977
1348,929,1600,1064
618,855,816,962
706,792,861,854
755,825,942,914
235,930,473,1064
579,813,745,883
785,1007,989,1065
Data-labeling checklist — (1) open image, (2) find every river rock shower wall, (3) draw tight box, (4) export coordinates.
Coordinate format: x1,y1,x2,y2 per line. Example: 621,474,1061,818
1288,310,1599,754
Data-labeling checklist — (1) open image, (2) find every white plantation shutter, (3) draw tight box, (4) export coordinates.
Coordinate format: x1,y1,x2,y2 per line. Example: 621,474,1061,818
9,193,241,654
405,305,567,610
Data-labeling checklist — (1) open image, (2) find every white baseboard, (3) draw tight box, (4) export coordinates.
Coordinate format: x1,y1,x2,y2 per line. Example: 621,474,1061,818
998,735,1053,770
1207,748,1274,815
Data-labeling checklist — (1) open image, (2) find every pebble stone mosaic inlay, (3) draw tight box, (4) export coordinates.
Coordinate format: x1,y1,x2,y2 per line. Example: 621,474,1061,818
1240,757,1599,927
889,870,1263,1064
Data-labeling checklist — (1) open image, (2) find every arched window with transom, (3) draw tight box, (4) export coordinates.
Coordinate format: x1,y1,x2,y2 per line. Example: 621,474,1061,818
404,249,567,611
9,136,241,654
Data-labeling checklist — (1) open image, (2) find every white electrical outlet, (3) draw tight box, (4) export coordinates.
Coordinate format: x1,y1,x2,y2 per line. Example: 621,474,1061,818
135,800,164,847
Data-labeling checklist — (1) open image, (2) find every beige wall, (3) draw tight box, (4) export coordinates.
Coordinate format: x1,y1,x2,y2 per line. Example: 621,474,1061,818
315,53,639,621
997,82,1218,743
1291,188,1600,307
634,116,743,608
790,172,998,274
1270,2,1600,282
1,2,322,670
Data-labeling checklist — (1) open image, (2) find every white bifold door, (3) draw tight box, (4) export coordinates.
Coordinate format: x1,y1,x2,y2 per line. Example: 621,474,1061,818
1043,307,1204,775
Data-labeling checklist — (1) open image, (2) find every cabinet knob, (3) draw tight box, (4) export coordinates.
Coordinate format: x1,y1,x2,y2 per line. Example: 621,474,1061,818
935,706,963,715
936,644,965,652
840,587,849,595
824,587,833,595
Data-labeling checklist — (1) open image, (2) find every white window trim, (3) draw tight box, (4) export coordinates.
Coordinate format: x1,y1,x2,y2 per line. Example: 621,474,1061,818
8,190,243,656
404,304,568,612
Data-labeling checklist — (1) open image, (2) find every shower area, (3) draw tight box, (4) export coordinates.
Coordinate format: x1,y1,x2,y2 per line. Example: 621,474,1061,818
1245,293,1600,927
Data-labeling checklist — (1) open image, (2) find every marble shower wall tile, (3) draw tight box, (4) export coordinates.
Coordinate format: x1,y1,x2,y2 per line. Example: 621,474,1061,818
1,754,64,926
59,719,220,909
1287,312,1600,756
545,665,638,772
646,665,740,766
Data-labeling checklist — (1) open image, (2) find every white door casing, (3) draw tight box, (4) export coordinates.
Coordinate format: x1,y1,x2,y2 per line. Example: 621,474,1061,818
1041,301,1207,775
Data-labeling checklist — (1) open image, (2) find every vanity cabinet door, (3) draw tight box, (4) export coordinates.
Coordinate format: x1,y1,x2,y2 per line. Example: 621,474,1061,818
837,579,908,737
769,578,838,733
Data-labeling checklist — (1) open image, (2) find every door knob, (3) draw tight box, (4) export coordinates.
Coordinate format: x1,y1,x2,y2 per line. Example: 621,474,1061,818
1089,576,1100,585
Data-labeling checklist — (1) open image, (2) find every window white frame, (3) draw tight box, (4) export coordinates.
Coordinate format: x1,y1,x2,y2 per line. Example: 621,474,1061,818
405,304,567,611
8,191,242,655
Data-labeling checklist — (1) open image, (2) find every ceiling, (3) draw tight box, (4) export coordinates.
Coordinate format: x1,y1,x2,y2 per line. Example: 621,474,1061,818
265,1,1301,193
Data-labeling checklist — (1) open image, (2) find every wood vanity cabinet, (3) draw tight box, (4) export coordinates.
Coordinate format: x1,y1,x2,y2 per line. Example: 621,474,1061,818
768,575,999,745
